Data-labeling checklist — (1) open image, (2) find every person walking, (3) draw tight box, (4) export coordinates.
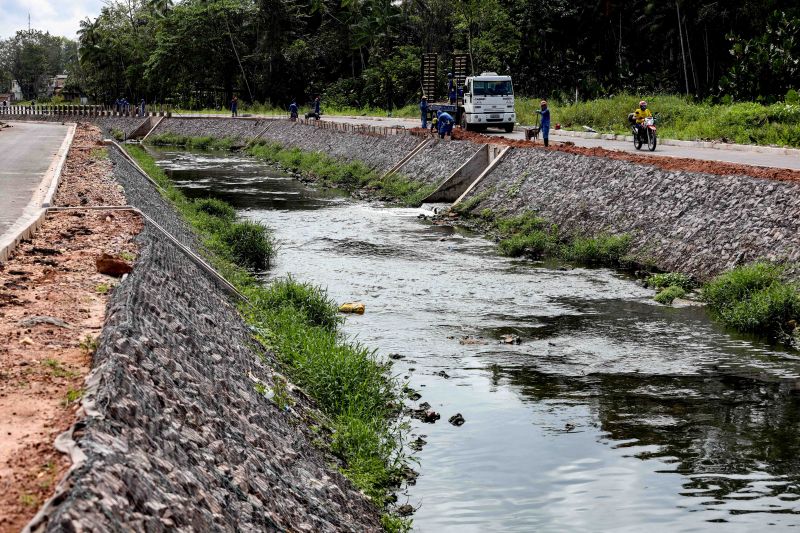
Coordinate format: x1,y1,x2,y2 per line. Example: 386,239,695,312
420,95,428,129
313,96,320,119
231,95,238,117
289,99,298,121
139,99,146,116
536,100,551,147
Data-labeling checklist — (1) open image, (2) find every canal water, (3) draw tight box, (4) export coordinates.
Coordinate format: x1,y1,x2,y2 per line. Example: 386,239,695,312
151,148,800,532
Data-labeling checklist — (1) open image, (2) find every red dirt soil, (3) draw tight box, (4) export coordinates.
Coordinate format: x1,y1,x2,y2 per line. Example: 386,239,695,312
410,127,800,183
0,123,141,532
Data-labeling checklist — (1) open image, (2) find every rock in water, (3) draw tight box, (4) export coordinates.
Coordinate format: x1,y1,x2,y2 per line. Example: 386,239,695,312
96,253,133,277
448,413,465,426
338,302,365,314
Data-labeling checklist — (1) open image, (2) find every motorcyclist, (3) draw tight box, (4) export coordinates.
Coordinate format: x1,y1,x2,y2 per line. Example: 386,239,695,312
633,100,652,140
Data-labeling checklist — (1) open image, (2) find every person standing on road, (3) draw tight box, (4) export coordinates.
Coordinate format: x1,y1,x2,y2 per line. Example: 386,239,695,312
289,99,299,120
231,95,238,117
536,100,551,147
139,99,146,116
313,96,321,119
420,95,428,129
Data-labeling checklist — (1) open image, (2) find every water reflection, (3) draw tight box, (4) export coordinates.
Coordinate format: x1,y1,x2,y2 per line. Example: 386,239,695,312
150,147,800,531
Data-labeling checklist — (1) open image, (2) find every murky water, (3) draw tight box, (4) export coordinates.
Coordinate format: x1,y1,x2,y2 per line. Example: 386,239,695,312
152,148,800,532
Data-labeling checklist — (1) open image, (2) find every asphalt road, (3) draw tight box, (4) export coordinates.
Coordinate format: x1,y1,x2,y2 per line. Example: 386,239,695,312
0,121,70,237
317,115,800,171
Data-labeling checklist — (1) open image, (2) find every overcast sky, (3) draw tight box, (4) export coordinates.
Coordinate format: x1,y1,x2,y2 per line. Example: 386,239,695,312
1,0,103,40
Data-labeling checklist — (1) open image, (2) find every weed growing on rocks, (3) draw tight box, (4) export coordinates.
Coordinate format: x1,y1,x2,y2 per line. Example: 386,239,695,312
223,221,275,271
561,234,632,266
147,133,237,150
646,272,695,291
248,141,430,206
123,145,409,529
654,285,686,305
703,262,800,335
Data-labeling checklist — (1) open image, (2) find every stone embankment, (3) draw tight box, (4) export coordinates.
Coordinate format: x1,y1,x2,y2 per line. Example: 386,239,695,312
26,145,383,531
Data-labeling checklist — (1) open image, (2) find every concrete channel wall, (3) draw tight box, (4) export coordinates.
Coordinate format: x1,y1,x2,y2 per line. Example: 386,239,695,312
27,149,383,531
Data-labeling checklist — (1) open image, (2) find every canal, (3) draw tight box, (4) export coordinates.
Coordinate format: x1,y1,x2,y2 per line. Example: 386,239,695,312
151,147,800,532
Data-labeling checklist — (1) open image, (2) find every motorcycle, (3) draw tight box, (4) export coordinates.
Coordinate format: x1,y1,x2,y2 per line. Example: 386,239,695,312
629,113,658,151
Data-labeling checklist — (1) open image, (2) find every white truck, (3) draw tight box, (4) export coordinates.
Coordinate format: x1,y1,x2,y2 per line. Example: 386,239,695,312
459,72,516,133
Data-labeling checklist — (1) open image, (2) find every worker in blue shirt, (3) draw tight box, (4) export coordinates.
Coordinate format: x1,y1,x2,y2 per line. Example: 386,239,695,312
437,111,454,139
289,100,298,120
536,100,550,146
420,95,428,129
447,73,456,104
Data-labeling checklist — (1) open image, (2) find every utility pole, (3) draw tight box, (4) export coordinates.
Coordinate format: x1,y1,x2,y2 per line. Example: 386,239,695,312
676,2,689,96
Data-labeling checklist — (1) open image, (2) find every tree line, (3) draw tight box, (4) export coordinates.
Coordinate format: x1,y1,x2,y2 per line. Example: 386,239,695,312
2,0,798,108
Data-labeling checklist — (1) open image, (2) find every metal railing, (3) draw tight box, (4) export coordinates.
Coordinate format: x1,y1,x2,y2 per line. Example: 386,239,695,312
0,104,171,118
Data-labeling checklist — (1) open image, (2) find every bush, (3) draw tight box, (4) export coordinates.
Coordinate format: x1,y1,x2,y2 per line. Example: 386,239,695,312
654,285,686,305
223,220,275,271
703,262,800,334
194,198,236,221
561,234,631,266
646,272,694,291
498,231,552,258
251,276,341,330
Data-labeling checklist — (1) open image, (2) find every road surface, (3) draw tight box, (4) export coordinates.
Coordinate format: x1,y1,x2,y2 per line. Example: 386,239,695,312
0,121,70,238
316,114,800,171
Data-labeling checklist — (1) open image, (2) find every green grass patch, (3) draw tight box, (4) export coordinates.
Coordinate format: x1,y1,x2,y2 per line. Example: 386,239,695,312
561,234,632,266
146,132,238,150
702,262,800,334
646,272,694,291
249,141,429,206
654,285,686,305
123,144,408,525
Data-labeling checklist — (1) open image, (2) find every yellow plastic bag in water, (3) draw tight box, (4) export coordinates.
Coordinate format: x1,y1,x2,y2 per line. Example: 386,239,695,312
339,302,365,314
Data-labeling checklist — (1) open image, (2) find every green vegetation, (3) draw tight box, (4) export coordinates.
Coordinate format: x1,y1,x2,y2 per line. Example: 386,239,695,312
95,282,111,294
147,133,237,150
703,262,800,335
561,234,632,266
43,358,76,378
63,388,83,405
491,210,631,268
110,128,125,141
654,285,687,305
646,272,695,292
125,145,275,273
125,145,408,529
530,93,800,148
78,334,98,355
248,141,433,206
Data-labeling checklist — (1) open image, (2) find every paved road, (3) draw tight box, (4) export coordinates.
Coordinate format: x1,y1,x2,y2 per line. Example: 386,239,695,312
0,121,70,237
318,115,800,171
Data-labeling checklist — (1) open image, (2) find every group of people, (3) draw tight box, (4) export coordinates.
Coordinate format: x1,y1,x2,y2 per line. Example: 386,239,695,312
114,98,146,116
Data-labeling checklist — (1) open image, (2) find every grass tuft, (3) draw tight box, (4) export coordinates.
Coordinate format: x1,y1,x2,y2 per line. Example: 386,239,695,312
223,220,275,271
646,272,694,291
703,262,800,334
561,233,631,266
654,285,686,305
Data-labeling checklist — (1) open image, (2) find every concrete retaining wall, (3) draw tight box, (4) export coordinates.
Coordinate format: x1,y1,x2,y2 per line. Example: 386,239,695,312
464,147,800,278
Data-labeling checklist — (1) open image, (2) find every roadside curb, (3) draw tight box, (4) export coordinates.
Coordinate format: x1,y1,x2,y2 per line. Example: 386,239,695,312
0,122,76,263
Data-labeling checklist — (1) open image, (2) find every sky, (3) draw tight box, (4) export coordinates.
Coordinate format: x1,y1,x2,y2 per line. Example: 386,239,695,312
1,0,104,41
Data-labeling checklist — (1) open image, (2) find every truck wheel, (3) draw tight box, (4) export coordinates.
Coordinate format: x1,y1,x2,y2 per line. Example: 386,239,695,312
460,113,471,131
503,123,514,133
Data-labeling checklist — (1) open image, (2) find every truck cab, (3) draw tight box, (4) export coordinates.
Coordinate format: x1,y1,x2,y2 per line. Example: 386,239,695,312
460,73,516,133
